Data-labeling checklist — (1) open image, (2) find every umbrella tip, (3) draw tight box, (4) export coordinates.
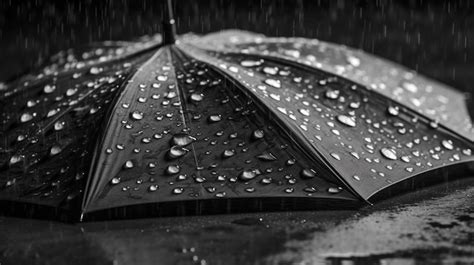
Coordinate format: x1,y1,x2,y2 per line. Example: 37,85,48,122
162,0,177,45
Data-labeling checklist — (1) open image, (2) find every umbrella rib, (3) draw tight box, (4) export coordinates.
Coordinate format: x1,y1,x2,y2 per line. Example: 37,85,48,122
166,47,202,180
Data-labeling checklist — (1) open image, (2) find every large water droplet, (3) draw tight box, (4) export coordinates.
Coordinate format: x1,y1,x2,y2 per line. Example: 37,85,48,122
208,114,222,123
130,111,144,120
168,146,188,159
9,155,22,165
239,170,259,181
166,165,180,175
330,153,341,160
380,148,397,160
325,89,340,99
264,79,281,88
44,84,56,94
172,187,184,194
222,149,235,158
252,129,265,140
172,133,195,146
387,106,400,116
402,81,418,93
111,177,121,185
54,121,65,131
336,115,356,127
441,139,454,150
148,185,159,192
123,160,134,169
20,113,33,123
263,67,278,75
190,93,203,102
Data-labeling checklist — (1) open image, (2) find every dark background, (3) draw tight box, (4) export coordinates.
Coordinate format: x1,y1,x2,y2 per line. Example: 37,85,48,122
0,0,473,95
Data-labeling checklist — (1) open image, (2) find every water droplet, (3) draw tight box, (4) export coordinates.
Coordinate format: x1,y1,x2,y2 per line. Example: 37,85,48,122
328,187,341,194
401,156,411,163
111,177,121,185
441,139,454,150
222,149,235,158
20,113,33,123
172,134,195,146
215,191,226,198
239,170,259,181
298,109,310,116
349,102,360,109
336,115,356,127
27,100,37,108
257,152,277,161
54,121,65,131
148,185,159,192
240,60,263,67
123,160,134,169
208,114,222,123
43,84,56,94
130,111,144,120
303,187,317,193
166,165,180,175
462,149,472,156
380,147,397,160
252,129,265,140
260,177,272,185
9,155,22,165
66,88,77,96
402,81,418,93
245,187,256,193
190,93,203,102
387,106,400,116
300,169,316,179
168,145,188,159
346,55,361,67
157,75,168,81
263,67,278,75
172,187,184,194
264,79,281,88
90,67,101,74
50,145,62,156
325,89,340,99
429,120,439,129
330,153,341,160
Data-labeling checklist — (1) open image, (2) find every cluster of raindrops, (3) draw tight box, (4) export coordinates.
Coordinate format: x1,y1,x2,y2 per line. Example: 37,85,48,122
189,48,474,198
226,34,473,140
94,52,351,209
0,42,141,203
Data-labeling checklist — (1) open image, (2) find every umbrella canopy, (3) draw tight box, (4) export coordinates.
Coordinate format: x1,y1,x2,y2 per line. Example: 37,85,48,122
1,6,473,220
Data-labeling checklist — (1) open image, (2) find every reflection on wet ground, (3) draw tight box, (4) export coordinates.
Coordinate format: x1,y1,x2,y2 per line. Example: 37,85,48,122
1,177,473,264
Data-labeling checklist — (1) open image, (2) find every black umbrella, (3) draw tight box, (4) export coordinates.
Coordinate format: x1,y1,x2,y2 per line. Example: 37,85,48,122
1,0,473,221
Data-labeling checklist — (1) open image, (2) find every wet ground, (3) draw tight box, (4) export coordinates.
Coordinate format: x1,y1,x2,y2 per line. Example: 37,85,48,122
1,177,474,264
1,1,474,264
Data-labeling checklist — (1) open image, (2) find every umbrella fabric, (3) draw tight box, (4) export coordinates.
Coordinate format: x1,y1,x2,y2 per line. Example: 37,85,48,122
0,30,473,218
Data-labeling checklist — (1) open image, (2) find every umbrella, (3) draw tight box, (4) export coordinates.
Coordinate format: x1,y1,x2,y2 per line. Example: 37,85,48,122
1,0,473,221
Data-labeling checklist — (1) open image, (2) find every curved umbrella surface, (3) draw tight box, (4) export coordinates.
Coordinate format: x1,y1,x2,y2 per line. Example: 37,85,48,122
0,30,473,218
